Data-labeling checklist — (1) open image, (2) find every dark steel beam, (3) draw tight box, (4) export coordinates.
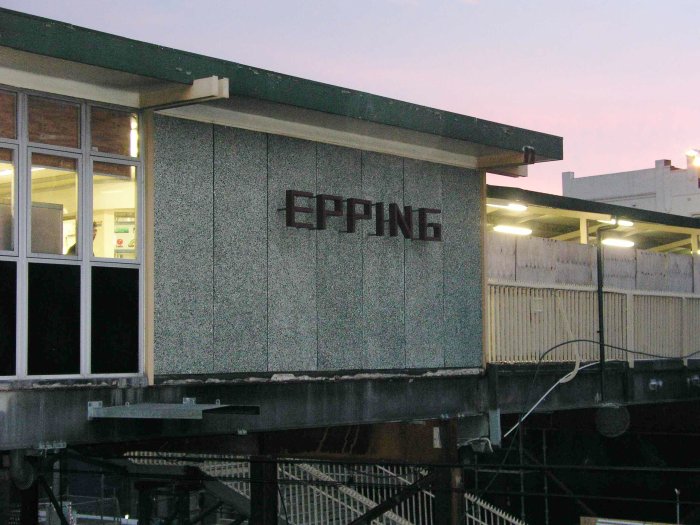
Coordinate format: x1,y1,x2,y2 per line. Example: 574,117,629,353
19,482,38,525
2,364,700,452
36,476,69,525
0,374,484,450
348,471,436,525
250,457,278,525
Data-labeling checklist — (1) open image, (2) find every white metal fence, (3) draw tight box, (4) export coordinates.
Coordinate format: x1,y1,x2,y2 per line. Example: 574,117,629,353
126,451,526,525
464,492,527,525
487,281,700,364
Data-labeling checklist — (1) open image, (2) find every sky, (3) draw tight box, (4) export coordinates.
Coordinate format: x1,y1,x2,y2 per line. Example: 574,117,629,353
2,0,699,194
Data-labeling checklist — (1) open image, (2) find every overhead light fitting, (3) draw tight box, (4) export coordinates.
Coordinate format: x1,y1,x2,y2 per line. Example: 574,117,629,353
686,149,700,167
487,202,528,212
493,224,532,236
597,218,633,227
601,238,634,248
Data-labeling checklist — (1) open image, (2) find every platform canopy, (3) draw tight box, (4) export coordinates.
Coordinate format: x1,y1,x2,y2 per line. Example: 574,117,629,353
0,7,563,177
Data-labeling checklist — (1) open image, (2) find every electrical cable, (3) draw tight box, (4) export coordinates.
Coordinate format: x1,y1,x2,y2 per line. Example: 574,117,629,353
476,338,700,498
503,361,598,439
277,480,290,524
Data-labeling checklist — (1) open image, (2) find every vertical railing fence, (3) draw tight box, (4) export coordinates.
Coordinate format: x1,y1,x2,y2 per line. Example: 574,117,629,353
487,282,700,365
126,451,527,524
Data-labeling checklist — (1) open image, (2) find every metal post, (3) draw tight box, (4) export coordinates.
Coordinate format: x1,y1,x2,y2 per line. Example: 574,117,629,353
136,482,155,525
519,426,525,522
543,429,549,525
596,223,618,403
250,457,278,525
675,488,680,524
432,467,453,525
36,476,69,525
100,473,105,522
19,482,38,525
175,485,190,523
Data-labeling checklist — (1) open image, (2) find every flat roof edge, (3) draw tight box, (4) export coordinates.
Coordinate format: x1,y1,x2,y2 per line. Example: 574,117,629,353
0,8,563,161
488,185,700,229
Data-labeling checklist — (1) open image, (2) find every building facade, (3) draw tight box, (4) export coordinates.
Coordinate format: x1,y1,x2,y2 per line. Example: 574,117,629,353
563,158,700,217
3,8,700,525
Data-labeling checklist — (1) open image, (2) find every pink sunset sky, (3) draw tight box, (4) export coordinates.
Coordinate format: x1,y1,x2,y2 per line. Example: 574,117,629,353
3,0,698,194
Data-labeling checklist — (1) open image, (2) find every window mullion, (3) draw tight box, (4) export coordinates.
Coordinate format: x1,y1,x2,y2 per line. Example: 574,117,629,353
80,102,90,377
16,92,27,378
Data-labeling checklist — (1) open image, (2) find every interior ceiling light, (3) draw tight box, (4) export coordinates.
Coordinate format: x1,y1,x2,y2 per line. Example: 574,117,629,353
487,202,528,212
493,224,532,236
597,218,633,227
602,238,635,248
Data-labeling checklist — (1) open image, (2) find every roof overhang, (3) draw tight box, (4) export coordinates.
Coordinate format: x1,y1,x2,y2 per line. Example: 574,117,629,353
0,7,563,176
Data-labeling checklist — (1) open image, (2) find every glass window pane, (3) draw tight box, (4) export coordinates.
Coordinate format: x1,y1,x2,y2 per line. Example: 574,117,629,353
28,263,80,375
31,154,78,255
0,91,17,140
93,162,137,259
28,96,80,149
0,148,15,251
91,267,138,373
0,261,16,375
91,108,139,157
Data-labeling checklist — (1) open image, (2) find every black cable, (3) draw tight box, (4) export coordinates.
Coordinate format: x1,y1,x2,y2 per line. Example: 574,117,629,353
277,480,290,524
476,338,700,498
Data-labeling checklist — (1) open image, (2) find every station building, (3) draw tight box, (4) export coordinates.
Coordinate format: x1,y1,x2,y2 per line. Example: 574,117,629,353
1,8,700,525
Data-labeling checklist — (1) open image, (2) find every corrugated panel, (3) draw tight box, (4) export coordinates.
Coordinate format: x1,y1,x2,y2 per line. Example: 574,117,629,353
693,255,700,294
683,298,700,360
486,232,516,281
603,292,628,361
634,295,683,359
487,284,626,364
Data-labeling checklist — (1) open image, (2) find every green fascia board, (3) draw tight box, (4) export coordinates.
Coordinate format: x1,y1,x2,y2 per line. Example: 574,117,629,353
488,185,700,230
0,8,563,161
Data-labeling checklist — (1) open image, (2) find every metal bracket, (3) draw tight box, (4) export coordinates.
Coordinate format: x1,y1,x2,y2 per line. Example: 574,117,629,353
35,441,67,452
88,398,259,421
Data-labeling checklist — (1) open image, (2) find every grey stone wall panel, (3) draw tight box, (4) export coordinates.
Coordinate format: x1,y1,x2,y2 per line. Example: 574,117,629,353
153,117,485,376
153,115,214,375
212,127,268,372
361,152,406,369
316,144,364,370
403,159,444,368
267,135,318,371
443,167,483,367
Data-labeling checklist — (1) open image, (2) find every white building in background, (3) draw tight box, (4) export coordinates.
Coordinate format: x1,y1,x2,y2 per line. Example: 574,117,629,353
562,156,700,217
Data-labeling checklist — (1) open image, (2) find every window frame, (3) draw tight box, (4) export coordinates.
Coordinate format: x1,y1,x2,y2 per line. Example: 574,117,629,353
0,86,144,380
26,94,82,154
0,143,19,257
0,89,20,144
26,147,82,260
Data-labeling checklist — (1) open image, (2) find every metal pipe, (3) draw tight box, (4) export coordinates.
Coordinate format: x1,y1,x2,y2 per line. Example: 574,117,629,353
596,223,618,403
9,450,35,491
543,429,549,525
